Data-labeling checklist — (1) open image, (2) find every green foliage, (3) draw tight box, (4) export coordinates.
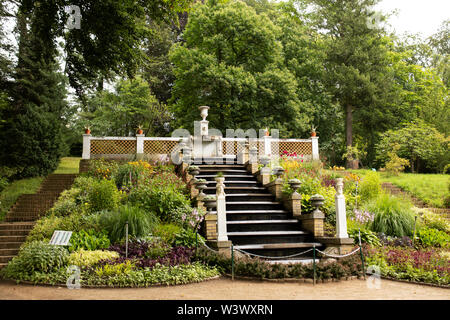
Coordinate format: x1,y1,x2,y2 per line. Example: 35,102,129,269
420,211,450,233
67,229,110,253
87,159,119,180
416,227,450,248
376,120,449,173
98,205,159,244
348,226,381,246
367,194,415,237
68,249,119,268
2,241,68,278
359,171,382,203
173,229,204,248
87,179,121,213
26,212,102,244
152,223,183,245
128,185,191,223
169,0,310,136
94,260,135,278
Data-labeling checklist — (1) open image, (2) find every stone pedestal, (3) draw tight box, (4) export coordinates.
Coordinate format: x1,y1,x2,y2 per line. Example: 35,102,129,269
298,212,325,237
316,237,355,255
204,214,217,240
267,178,283,200
256,167,271,186
282,192,302,218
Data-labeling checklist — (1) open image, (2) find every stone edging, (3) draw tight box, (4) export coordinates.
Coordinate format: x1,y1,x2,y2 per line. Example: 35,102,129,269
223,274,361,283
1,275,221,289
374,274,450,289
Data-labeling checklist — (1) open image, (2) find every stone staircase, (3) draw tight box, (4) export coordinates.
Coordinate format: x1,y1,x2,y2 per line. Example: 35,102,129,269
0,174,77,269
197,159,323,263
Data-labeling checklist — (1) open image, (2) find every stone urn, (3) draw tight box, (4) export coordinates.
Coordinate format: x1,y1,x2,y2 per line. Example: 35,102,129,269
194,179,207,197
272,166,285,179
288,179,302,193
187,165,200,177
259,156,271,167
310,194,325,214
203,195,217,212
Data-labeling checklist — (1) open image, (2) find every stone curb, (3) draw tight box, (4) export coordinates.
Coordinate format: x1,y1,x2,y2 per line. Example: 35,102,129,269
223,274,360,283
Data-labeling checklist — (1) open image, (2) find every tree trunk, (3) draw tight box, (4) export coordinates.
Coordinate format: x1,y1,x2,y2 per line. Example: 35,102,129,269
345,103,353,147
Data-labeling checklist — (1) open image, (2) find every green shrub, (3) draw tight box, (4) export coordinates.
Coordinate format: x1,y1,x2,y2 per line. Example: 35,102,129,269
26,212,102,243
0,177,8,193
87,158,119,180
2,241,68,278
94,260,135,277
420,211,450,233
359,171,382,203
98,205,159,243
173,228,205,248
68,229,111,253
367,194,415,237
87,179,121,213
68,249,119,268
348,226,381,246
113,161,153,191
152,223,182,245
417,227,450,248
128,185,191,223
443,163,450,174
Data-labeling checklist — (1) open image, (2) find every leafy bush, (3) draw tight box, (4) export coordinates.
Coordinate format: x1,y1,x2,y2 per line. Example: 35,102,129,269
87,158,119,180
26,212,102,243
68,229,111,253
0,177,8,193
68,249,119,268
359,171,382,203
128,185,191,223
377,233,413,247
152,223,183,245
87,179,121,213
114,161,153,191
417,227,450,248
98,205,159,243
174,228,205,248
94,260,135,277
420,211,450,233
367,194,415,237
2,241,68,278
347,226,381,246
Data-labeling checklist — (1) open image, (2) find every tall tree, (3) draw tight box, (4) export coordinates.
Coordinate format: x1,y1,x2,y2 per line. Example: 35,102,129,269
169,0,307,137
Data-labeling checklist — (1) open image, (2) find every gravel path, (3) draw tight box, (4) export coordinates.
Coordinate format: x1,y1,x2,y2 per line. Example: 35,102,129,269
1,277,449,300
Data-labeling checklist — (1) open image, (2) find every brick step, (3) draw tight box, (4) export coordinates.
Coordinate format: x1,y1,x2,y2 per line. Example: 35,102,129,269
0,223,35,231
0,229,30,236
0,263,7,269
0,248,20,256
0,235,27,242
5,216,41,222
0,242,23,249
0,256,15,263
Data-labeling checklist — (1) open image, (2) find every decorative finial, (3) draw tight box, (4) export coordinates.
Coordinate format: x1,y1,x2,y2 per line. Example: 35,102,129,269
199,106,210,121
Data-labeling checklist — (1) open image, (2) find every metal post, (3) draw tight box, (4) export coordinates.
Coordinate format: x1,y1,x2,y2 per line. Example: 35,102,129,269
125,221,129,259
195,231,198,258
412,215,417,246
231,244,235,281
313,244,316,285
358,228,366,280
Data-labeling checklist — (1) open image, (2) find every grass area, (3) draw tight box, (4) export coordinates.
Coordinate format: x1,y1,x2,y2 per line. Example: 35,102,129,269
0,157,81,221
350,169,449,208
0,177,44,221
53,157,81,174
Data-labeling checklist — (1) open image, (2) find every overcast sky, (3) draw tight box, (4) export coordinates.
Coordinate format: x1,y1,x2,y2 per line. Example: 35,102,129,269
371,0,448,38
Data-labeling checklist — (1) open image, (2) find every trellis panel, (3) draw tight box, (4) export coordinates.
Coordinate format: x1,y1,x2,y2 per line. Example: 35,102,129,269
273,140,312,156
144,139,179,154
90,139,136,155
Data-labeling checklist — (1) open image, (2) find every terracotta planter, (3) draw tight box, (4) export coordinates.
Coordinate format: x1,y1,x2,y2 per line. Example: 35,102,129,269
137,129,143,135
85,129,91,134
311,131,316,137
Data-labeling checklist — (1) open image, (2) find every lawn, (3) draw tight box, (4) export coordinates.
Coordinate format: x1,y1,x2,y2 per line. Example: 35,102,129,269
0,176,44,221
350,169,449,208
0,157,81,221
53,157,81,174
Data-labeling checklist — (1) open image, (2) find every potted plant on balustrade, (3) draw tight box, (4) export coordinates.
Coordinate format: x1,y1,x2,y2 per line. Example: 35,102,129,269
187,165,200,177
194,178,208,197
136,124,144,135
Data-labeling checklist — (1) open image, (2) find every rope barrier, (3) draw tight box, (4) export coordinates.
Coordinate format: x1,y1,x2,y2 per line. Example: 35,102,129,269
314,247,360,259
233,247,314,260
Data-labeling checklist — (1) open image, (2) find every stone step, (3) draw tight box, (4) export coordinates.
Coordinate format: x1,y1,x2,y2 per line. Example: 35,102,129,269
204,180,258,184
199,169,249,174
227,219,298,225
227,201,284,210
226,194,274,202
235,242,322,250
228,230,307,237
204,186,266,194
222,209,289,215
197,164,246,169
5,216,40,222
